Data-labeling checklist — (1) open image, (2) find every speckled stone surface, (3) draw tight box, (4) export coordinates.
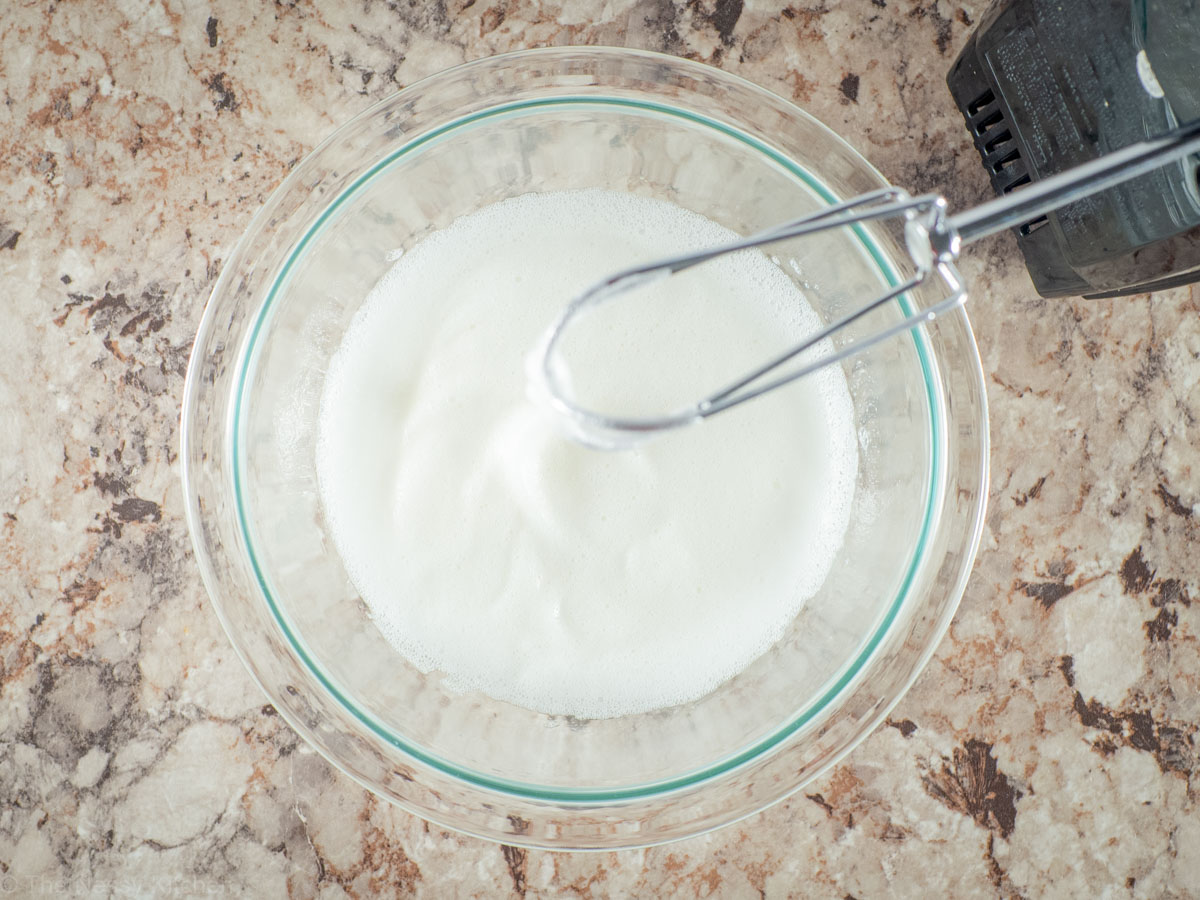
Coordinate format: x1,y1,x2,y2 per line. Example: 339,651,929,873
2,1,1198,897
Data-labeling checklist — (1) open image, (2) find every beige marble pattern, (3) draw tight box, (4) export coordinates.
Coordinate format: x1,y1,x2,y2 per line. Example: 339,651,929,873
1,0,1198,896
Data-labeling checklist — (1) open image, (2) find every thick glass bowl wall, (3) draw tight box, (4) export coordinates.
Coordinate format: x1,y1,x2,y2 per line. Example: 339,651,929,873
181,48,988,849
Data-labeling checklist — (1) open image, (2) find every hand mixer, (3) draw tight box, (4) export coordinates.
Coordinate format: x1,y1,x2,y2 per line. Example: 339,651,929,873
536,120,1200,448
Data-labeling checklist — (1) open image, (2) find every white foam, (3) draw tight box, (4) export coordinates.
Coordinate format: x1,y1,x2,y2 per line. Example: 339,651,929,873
315,189,858,718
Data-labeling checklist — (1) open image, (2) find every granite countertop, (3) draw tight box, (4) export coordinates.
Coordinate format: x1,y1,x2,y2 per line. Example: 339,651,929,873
2,1,1198,896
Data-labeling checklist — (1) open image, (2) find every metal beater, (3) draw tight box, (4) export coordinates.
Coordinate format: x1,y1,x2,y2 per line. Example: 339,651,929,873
536,120,1200,449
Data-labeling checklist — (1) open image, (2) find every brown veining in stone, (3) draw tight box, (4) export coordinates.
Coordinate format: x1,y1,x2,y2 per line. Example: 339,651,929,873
1121,546,1155,594
920,739,1020,838
502,843,528,896
1070,691,1195,776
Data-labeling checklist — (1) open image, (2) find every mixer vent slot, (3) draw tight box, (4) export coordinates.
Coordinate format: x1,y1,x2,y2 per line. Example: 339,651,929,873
1003,173,1032,193
984,129,1012,154
962,89,1032,202
1019,215,1049,236
975,110,1004,132
966,89,995,116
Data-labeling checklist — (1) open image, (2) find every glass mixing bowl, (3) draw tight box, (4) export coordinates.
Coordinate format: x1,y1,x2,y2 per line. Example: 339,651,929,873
181,47,988,849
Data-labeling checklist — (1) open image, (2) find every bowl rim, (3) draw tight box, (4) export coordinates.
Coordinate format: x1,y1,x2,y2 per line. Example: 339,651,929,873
232,93,946,799
182,43,990,837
